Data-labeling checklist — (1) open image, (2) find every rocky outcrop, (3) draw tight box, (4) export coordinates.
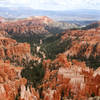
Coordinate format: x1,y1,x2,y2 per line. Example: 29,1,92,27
0,19,49,36
30,16,54,24
0,37,32,66
40,54,100,100
0,16,55,37
61,28,100,68
0,16,100,100
0,16,78,37
0,60,39,100
0,53,100,100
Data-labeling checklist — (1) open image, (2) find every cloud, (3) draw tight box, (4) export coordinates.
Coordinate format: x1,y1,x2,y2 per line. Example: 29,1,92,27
0,0,100,10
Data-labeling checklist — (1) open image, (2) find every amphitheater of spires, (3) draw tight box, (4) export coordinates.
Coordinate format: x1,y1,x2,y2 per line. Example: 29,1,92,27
0,16,100,100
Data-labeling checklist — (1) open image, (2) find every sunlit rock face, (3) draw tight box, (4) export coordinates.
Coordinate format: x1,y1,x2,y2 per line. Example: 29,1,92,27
33,16,54,24
0,60,39,100
61,28,100,69
0,16,78,38
0,17,51,37
40,54,100,100
62,28,100,58
0,36,32,66
0,17,100,100
39,27,100,99
1,54,100,100
0,60,25,100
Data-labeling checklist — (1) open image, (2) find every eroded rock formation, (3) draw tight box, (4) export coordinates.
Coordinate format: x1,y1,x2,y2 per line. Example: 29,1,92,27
61,28,100,68
40,54,100,100
0,17,100,100
0,60,39,100
0,36,32,66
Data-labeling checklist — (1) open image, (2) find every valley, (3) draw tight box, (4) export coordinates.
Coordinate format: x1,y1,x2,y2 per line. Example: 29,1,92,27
0,16,100,100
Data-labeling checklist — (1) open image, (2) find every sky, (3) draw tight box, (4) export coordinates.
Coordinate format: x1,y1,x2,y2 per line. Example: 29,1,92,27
0,0,100,11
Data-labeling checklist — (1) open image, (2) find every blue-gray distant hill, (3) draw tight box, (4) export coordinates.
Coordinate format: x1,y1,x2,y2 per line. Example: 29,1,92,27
0,7,100,25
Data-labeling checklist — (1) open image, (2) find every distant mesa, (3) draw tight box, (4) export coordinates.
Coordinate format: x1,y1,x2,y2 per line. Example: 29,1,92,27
27,16,54,24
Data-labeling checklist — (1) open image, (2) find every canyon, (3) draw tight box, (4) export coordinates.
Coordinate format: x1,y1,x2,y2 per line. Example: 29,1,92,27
0,16,78,37
0,16,100,100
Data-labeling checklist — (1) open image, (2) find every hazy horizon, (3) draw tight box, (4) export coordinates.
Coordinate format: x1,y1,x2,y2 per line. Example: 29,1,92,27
0,0,100,11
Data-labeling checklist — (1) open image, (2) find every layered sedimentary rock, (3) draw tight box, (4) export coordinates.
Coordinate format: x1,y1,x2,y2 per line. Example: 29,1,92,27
61,28,100,68
0,16,78,37
62,28,100,57
29,16,54,24
0,17,100,100
0,37,32,65
0,60,39,100
0,21,49,36
0,53,100,100
40,54,100,100
0,16,55,37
